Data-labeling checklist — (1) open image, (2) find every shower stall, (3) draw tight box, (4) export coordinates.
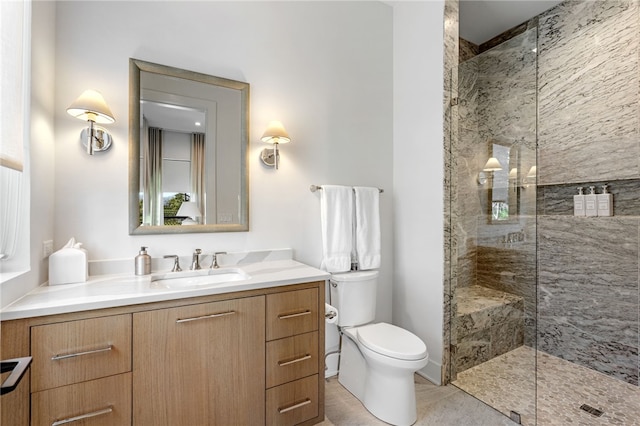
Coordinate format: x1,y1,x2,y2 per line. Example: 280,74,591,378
448,1,640,424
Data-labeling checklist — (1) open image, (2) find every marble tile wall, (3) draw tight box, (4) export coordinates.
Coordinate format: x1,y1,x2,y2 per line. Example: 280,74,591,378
442,0,459,385
538,216,640,385
537,0,640,186
536,0,640,386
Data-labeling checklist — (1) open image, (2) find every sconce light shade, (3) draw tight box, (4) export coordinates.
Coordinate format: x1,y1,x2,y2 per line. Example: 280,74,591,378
261,121,290,144
176,201,202,225
260,120,290,169
508,168,518,179
67,90,115,124
483,157,503,171
67,89,115,155
526,166,537,178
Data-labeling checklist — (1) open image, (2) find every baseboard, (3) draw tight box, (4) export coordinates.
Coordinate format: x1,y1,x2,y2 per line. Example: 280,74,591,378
418,358,442,385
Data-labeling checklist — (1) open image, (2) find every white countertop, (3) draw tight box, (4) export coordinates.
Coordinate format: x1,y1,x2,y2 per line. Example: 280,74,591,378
0,259,329,321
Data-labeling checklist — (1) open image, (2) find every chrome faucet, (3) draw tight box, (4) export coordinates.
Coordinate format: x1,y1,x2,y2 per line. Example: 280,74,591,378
191,249,202,270
163,255,182,272
210,251,227,269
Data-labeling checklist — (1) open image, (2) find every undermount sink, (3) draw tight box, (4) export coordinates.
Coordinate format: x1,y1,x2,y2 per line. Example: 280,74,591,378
150,268,250,290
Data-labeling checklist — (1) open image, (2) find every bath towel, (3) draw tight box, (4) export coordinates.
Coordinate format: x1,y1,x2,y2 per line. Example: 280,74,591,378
354,186,381,270
320,185,353,273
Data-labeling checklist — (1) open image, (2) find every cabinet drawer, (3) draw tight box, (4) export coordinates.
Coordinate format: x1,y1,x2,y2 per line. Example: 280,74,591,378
31,314,132,392
266,375,318,426
31,373,131,426
266,288,318,341
267,331,318,388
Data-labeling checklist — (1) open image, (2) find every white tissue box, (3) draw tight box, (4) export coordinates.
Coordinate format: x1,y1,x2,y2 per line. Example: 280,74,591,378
49,241,88,286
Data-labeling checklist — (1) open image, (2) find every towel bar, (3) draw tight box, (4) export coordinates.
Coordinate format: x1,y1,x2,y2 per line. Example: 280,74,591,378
309,185,383,193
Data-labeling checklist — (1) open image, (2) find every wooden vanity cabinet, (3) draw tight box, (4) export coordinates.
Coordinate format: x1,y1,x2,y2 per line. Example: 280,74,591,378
0,280,325,426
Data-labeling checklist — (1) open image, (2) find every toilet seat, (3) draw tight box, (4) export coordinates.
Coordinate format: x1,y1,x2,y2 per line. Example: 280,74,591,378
356,323,427,361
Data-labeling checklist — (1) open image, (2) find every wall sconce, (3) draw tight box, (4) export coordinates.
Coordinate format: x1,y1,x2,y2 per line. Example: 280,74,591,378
66,89,115,155
260,120,290,170
176,201,202,225
477,157,503,185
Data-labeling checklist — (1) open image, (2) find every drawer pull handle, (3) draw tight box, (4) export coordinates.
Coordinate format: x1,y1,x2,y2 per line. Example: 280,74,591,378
278,310,311,320
176,310,236,323
278,398,312,414
51,406,113,425
51,345,112,361
278,354,312,367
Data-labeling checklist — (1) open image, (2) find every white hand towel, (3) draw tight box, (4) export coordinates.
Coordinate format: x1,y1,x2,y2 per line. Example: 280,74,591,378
320,185,353,273
354,186,381,270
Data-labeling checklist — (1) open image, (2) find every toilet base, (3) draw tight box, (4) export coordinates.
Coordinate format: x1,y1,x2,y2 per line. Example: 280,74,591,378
338,327,427,426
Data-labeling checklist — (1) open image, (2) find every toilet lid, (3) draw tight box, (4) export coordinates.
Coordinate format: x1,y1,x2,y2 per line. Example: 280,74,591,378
356,323,428,361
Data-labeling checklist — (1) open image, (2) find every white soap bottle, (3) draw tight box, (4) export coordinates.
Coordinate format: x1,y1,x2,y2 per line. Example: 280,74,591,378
574,187,586,216
597,184,613,216
585,186,598,217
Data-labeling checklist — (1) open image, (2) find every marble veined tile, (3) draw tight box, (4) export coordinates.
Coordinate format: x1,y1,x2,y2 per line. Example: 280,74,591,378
538,318,639,385
538,215,639,383
538,1,639,185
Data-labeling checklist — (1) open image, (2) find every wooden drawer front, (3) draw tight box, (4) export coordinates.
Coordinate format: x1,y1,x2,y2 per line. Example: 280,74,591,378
31,373,131,426
267,331,318,388
266,288,318,341
266,375,318,426
31,314,132,392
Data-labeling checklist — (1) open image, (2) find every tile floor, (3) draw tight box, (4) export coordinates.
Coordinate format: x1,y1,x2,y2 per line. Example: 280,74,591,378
453,346,640,426
321,374,517,425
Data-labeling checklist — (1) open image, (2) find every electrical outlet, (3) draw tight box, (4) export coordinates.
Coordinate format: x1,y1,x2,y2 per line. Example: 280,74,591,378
43,240,54,259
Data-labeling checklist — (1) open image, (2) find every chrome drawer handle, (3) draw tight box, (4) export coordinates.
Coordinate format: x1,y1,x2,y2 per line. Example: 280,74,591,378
278,398,312,414
278,310,311,320
278,354,312,367
51,406,113,425
176,310,236,323
51,345,112,361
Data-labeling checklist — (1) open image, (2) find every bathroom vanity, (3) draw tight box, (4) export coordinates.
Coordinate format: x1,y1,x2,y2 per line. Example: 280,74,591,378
0,258,328,426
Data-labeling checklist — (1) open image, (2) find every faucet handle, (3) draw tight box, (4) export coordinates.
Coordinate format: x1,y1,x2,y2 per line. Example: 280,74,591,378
163,255,182,272
210,251,227,269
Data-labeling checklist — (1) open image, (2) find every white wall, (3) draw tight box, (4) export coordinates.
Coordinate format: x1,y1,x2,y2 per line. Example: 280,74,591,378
392,1,445,384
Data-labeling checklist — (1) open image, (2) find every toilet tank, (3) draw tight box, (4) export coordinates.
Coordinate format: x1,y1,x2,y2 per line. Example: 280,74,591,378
330,270,378,327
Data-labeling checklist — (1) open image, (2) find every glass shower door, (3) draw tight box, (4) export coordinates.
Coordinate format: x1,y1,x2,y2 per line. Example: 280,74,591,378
449,27,538,425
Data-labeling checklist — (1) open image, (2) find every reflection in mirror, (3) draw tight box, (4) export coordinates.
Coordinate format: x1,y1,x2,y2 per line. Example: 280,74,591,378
488,141,519,223
129,59,249,234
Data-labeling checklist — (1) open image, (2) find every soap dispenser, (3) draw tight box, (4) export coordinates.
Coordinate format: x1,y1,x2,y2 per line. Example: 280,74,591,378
585,186,598,217
135,246,151,275
597,184,613,216
574,187,586,216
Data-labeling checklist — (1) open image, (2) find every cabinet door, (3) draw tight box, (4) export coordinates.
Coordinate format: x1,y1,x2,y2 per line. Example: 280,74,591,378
133,296,265,426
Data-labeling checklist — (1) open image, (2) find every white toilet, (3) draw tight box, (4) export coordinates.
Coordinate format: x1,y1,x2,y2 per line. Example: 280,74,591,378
331,270,428,426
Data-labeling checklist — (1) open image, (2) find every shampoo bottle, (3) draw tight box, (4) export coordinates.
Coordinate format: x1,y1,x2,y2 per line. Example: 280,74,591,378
597,184,613,216
585,186,598,217
574,187,586,216
135,246,151,275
